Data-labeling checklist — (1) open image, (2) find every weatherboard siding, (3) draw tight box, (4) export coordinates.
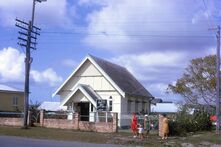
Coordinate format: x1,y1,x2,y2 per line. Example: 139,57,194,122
0,92,24,112
72,90,88,103
59,60,117,102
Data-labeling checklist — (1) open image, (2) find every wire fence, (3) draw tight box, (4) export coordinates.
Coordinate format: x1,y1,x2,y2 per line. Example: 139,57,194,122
120,114,159,130
42,111,114,123
44,111,68,119
87,112,113,122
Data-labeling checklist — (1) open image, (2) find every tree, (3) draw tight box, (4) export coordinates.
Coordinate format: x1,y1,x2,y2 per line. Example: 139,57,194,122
29,100,41,125
167,55,216,106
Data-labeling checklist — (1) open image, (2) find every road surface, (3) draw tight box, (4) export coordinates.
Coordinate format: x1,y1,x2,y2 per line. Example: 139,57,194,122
0,135,128,147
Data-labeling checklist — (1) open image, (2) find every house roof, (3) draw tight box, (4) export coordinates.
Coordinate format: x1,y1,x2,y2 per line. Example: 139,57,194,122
80,84,101,102
151,103,178,113
90,55,153,98
60,84,101,107
38,102,67,111
53,55,153,99
151,98,163,105
0,84,23,93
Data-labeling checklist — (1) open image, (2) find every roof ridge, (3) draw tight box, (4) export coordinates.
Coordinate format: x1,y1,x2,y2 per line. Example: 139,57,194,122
88,54,127,70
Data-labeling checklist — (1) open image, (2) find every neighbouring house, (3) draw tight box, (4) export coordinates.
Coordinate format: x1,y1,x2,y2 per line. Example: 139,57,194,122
38,101,67,111
151,102,178,113
0,84,24,112
53,55,154,127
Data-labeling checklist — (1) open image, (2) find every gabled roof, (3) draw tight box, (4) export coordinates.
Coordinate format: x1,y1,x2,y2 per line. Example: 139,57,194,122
53,55,153,98
60,84,101,107
90,55,153,98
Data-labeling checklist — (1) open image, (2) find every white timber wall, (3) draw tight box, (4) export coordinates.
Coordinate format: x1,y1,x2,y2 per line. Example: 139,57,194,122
120,97,130,127
59,60,116,100
58,59,123,126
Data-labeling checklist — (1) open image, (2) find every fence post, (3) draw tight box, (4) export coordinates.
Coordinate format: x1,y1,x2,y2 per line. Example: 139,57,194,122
40,110,45,127
74,113,79,130
106,112,108,123
28,110,32,126
159,114,163,137
112,113,118,133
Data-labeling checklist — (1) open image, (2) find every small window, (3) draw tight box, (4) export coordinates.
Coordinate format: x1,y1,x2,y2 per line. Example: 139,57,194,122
109,96,112,111
135,101,138,113
127,100,131,113
12,97,18,106
90,103,94,112
142,102,145,110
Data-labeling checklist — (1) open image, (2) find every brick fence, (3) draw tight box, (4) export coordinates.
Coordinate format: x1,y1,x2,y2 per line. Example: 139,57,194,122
0,111,32,127
0,117,23,126
40,110,118,133
158,114,163,137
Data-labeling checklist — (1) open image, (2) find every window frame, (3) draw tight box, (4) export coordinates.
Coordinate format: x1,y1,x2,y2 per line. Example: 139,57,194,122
109,96,113,111
12,97,18,107
127,99,131,113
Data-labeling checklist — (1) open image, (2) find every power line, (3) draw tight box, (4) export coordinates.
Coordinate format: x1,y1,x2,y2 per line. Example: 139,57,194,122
202,0,217,36
41,31,214,38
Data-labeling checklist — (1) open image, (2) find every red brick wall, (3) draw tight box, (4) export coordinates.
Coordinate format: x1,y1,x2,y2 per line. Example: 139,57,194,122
40,111,118,133
159,114,163,137
0,117,22,126
43,119,75,129
79,121,113,133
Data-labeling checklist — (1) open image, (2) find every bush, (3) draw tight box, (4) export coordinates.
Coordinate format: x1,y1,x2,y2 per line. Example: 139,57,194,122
193,110,212,131
169,106,212,136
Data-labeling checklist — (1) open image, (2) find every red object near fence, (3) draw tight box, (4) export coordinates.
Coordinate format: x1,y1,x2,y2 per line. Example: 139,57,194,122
210,115,217,121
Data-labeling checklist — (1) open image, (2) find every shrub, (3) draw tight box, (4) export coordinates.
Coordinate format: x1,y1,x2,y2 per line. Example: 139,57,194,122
193,110,212,131
169,106,212,136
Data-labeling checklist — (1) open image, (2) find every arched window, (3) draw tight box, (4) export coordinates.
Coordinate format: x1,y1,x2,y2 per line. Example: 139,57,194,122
109,96,112,111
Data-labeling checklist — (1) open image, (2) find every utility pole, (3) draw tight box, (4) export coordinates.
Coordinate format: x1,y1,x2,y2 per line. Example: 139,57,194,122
210,26,221,134
15,0,46,129
216,26,221,134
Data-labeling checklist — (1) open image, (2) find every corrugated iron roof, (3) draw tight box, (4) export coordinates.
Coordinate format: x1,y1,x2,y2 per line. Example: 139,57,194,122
38,101,67,111
90,55,153,98
0,84,23,92
80,84,101,102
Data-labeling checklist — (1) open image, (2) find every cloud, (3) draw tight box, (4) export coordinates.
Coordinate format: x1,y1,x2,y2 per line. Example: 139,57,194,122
0,47,25,82
112,51,186,68
61,59,78,68
31,68,63,87
0,47,62,87
147,83,168,97
112,51,187,81
78,0,108,6
111,52,187,101
82,0,218,54
0,0,72,27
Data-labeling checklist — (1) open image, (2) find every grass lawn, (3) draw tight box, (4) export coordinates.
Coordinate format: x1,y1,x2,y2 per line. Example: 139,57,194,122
0,126,221,146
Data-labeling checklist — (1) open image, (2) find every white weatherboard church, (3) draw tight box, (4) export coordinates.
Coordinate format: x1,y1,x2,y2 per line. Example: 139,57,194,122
53,55,154,127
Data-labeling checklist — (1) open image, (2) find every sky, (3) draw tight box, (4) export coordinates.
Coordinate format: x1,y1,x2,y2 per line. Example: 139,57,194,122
0,0,221,103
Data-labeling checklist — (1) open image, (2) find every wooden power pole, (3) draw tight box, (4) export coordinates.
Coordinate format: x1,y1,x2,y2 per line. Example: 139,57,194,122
15,0,46,129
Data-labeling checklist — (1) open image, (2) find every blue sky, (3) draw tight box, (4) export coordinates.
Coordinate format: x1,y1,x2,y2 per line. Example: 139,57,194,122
0,0,221,103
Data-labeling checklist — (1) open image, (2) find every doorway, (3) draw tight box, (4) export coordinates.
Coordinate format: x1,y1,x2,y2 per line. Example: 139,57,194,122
79,102,89,121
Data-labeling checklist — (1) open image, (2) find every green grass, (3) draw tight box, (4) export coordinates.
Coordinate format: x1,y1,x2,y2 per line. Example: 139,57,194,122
0,126,115,144
0,126,221,146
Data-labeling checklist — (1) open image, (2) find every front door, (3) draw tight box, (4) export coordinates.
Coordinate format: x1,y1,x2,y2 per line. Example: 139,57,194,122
79,102,89,121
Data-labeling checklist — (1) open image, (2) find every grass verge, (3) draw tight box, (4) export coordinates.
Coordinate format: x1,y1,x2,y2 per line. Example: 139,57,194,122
0,126,221,146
